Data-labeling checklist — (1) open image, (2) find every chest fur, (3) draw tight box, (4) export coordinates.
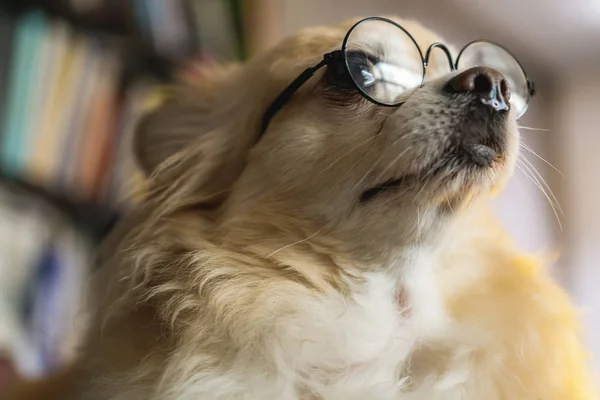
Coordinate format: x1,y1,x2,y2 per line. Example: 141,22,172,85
265,272,447,399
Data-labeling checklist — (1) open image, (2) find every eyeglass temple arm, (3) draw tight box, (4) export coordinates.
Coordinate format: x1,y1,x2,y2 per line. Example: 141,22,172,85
260,58,328,135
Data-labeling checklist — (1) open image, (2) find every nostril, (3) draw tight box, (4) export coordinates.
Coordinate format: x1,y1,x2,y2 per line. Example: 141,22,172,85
472,74,493,96
500,79,511,102
445,67,511,112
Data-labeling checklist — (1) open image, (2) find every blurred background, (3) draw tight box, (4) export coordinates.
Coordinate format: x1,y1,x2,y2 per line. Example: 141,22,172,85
0,0,598,387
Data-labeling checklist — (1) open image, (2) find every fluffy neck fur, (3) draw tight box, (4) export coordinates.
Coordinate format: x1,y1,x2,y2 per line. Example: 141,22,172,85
9,179,594,400
102,189,485,399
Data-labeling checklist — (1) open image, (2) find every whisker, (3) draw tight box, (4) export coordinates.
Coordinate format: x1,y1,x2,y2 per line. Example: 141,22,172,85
266,229,323,258
519,142,563,176
323,134,378,172
516,160,563,232
352,149,390,193
341,147,379,187
416,157,446,198
517,125,550,132
517,157,561,214
384,251,403,275
519,156,563,215
323,139,385,198
374,146,413,182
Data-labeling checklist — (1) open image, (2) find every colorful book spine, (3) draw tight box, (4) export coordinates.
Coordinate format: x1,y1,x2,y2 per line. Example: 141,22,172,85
22,17,56,181
0,14,16,151
1,11,49,177
27,21,72,185
188,0,240,62
77,50,119,201
56,37,97,196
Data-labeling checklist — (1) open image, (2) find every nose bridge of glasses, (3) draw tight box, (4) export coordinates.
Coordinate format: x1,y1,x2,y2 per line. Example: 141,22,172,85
424,43,455,71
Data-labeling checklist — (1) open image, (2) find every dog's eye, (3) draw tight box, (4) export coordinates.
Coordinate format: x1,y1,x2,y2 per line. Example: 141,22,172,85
346,51,377,88
326,50,379,90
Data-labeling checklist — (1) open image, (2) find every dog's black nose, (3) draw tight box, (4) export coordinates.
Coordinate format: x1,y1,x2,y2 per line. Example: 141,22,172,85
445,66,511,112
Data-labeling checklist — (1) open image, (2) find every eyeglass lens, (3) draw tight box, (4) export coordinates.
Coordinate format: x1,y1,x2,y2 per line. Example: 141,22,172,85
342,18,530,117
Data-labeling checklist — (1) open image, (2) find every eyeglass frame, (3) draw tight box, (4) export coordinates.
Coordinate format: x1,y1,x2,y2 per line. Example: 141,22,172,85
260,16,536,137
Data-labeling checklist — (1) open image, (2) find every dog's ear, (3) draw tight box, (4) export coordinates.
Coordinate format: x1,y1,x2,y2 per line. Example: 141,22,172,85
134,64,244,175
133,64,262,208
133,88,203,177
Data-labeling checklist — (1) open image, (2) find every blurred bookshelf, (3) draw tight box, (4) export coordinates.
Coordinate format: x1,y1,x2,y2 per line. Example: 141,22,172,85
0,0,244,383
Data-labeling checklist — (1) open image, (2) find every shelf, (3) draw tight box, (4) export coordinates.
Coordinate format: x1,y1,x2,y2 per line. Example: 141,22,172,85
0,0,135,35
0,175,120,241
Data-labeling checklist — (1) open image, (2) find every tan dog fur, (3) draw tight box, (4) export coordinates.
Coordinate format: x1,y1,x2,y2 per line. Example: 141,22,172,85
7,16,598,399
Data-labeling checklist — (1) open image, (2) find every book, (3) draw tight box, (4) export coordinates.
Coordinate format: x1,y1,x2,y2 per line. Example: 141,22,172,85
149,0,190,60
1,11,49,177
186,0,240,62
78,49,119,201
21,16,56,183
132,0,154,49
57,38,101,199
26,21,72,186
0,14,16,151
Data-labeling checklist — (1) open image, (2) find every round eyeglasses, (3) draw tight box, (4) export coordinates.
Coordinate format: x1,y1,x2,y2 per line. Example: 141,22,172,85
260,17,536,137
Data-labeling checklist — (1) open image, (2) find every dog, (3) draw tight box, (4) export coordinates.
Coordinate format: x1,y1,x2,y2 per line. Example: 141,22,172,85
8,16,597,399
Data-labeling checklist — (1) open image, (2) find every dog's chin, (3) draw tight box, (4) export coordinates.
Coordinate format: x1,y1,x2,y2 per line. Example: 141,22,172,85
436,141,510,193
360,137,510,205
461,143,498,167
426,111,514,193
434,147,515,210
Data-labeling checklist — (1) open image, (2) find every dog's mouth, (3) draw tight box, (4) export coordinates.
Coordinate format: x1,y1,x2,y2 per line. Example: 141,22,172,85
359,124,507,204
